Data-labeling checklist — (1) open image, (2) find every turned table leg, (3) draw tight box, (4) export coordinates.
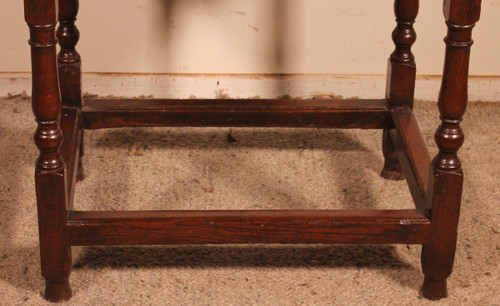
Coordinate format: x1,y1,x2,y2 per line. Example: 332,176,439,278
381,0,418,180
58,0,85,182
421,0,481,300
24,0,72,301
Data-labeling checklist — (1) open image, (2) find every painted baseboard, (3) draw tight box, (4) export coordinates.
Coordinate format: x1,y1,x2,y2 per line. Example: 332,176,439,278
2,72,499,101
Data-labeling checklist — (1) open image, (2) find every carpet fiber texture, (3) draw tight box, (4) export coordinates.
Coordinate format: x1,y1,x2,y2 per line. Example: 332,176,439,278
0,95,498,305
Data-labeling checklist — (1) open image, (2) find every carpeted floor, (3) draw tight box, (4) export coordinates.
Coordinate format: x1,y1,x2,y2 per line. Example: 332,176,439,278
0,95,498,305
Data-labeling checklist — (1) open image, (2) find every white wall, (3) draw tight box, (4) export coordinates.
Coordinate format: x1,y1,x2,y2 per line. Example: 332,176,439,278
2,0,499,75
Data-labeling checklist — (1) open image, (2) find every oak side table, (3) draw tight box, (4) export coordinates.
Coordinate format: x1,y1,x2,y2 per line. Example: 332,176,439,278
23,0,482,302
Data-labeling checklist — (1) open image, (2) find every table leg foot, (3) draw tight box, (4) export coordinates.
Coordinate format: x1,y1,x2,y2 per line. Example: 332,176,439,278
44,278,72,302
422,276,447,300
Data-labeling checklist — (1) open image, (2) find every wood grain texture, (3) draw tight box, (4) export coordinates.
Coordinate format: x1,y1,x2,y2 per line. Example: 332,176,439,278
25,0,72,301
81,98,390,129
381,128,405,180
24,0,482,302
67,209,431,246
390,107,431,209
58,0,85,184
385,0,418,108
421,0,481,300
60,107,81,209
57,0,82,108
381,0,419,181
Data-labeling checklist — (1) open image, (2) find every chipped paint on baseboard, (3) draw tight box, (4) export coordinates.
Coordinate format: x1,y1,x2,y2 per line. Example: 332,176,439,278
1,72,500,101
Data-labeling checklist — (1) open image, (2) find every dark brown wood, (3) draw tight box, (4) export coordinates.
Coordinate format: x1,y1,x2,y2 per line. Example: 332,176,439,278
23,0,482,302
60,107,81,209
67,209,431,246
421,0,481,300
76,131,84,182
381,129,405,180
24,0,72,302
386,0,418,108
81,98,390,129
381,0,419,180
57,0,85,183
390,107,431,209
57,0,81,108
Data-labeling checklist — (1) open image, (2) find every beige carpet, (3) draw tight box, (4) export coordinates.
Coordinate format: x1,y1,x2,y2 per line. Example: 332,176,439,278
0,94,498,305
